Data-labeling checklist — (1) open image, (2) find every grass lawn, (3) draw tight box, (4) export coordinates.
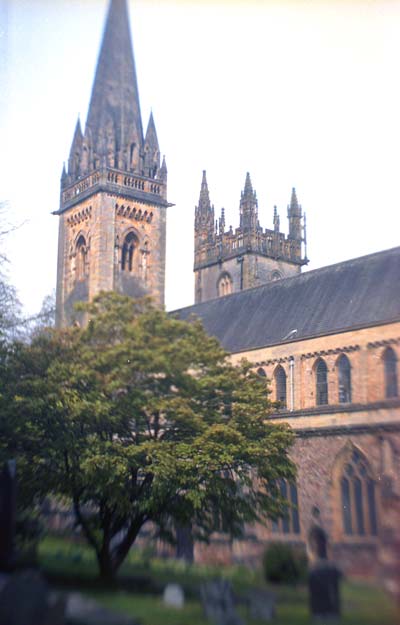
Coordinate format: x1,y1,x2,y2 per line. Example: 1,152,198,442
39,535,399,625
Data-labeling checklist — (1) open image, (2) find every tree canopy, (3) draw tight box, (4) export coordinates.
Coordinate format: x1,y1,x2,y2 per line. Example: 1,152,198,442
1,292,295,578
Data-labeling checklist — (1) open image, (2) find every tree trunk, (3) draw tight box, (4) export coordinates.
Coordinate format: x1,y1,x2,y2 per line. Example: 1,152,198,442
97,549,117,582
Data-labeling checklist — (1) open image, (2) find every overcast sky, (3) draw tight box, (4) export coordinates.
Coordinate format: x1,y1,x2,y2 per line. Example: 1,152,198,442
1,0,400,315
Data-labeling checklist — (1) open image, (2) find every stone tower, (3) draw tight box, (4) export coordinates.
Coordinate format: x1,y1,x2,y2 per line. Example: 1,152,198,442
55,0,170,326
194,172,308,304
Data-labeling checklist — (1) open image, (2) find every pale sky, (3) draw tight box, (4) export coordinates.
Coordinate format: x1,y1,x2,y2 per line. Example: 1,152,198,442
1,0,400,316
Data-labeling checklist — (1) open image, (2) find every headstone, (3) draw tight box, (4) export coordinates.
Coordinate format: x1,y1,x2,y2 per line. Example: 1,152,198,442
66,592,139,625
163,583,185,608
0,460,17,572
200,579,244,625
0,570,49,625
246,588,275,621
308,560,342,621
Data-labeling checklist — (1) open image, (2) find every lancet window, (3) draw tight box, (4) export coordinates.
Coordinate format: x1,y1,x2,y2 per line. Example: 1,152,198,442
337,354,352,403
383,347,398,398
340,448,377,537
315,358,328,405
75,235,88,281
121,232,138,272
274,366,287,408
217,273,233,297
271,479,300,535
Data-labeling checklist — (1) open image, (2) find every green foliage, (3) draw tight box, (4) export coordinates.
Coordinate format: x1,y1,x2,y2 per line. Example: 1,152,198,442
1,292,295,578
263,542,307,585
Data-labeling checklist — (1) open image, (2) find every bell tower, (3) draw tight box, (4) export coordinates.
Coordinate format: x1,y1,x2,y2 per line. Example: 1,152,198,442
55,0,170,326
194,172,308,304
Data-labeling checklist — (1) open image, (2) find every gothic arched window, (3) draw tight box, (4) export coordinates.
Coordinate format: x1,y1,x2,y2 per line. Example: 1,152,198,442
337,354,352,404
271,479,300,535
217,272,233,297
383,347,398,398
340,448,377,536
257,367,266,378
274,366,287,408
315,358,328,405
75,235,87,281
121,232,138,272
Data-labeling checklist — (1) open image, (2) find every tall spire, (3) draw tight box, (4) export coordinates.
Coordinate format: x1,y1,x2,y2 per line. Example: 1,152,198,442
239,172,258,232
85,0,144,172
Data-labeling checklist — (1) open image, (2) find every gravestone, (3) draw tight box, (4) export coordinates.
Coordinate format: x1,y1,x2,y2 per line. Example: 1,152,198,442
163,583,185,608
308,523,341,621
66,592,139,625
245,588,275,621
308,560,341,621
200,579,244,625
0,460,17,572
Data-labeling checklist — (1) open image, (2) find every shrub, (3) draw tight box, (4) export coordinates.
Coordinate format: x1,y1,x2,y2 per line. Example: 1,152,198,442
263,542,307,585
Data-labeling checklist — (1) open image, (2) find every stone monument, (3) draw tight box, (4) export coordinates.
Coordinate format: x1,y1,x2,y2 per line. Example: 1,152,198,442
308,514,341,621
200,578,244,625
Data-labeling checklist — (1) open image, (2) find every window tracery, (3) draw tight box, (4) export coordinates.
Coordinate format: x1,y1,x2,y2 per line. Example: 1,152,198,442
271,479,300,535
340,448,377,537
217,272,233,297
121,231,138,272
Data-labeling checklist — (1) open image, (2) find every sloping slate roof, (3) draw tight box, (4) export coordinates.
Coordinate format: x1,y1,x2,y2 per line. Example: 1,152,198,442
172,247,400,353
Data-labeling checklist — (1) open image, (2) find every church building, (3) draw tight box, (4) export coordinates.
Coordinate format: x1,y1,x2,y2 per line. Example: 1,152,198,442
55,0,400,594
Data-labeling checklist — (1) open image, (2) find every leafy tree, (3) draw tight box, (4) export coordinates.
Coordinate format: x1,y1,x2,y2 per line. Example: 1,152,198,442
3,292,295,579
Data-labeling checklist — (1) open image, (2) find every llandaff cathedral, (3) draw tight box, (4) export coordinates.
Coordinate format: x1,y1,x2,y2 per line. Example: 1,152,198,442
55,0,400,593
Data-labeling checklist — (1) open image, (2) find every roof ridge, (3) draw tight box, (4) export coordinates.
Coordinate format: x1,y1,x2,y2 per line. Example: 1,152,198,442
169,246,400,314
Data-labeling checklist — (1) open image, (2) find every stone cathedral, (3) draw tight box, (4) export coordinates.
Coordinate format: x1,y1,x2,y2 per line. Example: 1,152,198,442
55,0,400,594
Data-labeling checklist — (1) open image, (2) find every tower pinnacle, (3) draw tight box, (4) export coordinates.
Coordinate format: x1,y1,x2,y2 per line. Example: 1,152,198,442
239,172,258,232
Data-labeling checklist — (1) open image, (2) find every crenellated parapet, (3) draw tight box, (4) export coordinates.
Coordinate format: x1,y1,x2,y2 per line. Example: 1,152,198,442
194,172,308,303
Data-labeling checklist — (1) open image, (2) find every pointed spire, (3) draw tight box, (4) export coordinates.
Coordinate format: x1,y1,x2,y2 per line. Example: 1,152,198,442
243,172,253,196
289,187,300,213
85,0,144,171
287,187,303,240
195,170,215,239
199,170,211,211
143,111,160,178
68,117,84,178
159,155,168,182
240,172,258,232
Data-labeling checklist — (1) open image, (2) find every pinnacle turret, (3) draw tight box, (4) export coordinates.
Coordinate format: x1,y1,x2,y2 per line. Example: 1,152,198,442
195,171,215,245
67,117,83,178
159,155,168,182
273,205,280,232
143,112,160,178
287,187,303,241
240,172,258,232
